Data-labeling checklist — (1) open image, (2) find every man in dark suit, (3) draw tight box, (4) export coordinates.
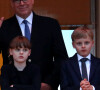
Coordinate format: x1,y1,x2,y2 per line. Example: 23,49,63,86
60,26,100,90
0,0,68,90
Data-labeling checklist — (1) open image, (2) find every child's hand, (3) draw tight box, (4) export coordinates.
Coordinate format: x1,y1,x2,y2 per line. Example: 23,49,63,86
80,79,93,90
82,85,93,90
10,85,14,87
41,83,52,90
80,79,90,88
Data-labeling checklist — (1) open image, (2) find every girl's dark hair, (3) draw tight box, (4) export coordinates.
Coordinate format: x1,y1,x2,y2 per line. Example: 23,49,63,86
9,36,31,49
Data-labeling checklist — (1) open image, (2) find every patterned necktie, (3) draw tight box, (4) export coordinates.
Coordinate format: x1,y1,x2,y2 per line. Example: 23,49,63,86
23,20,30,40
80,58,88,80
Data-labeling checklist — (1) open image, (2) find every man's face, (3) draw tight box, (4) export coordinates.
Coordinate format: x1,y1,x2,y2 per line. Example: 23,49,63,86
11,0,34,19
72,36,94,57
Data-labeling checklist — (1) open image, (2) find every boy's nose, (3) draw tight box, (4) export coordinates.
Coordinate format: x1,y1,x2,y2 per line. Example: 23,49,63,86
82,44,85,48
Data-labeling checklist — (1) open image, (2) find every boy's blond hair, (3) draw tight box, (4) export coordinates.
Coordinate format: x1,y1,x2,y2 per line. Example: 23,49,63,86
71,26,94,41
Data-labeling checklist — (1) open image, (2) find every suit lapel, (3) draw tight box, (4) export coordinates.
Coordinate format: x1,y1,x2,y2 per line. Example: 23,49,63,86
70,54,82,81
30,12,38,42
89,55,97,81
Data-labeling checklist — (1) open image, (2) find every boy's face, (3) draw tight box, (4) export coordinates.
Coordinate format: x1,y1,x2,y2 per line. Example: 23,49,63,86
9,47,31,63
72,36,94,57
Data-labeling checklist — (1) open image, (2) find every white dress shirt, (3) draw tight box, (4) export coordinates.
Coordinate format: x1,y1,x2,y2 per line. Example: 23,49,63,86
16,12,33,36
77,54,95,90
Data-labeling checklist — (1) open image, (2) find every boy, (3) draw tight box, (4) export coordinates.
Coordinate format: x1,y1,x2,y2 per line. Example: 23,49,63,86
1,36,41,90
60,26,100,90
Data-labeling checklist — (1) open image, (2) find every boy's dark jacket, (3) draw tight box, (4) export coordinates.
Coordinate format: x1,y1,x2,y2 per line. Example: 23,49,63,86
61,53,100,90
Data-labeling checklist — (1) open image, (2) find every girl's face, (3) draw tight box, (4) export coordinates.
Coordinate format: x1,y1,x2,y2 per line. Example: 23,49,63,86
9,47,31,63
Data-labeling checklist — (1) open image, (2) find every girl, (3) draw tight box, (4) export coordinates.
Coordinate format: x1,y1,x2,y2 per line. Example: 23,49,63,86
1,36,40,90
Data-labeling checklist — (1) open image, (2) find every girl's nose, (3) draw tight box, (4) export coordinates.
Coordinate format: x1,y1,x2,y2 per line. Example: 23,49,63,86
20,50,23,54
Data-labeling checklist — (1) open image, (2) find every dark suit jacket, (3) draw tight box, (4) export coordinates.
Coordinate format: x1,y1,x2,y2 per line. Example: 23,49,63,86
0,12,68,90
60,53,100,90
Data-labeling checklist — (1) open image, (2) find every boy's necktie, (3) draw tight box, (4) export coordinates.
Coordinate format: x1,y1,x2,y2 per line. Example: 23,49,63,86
23,20,30,40
80,58,88,80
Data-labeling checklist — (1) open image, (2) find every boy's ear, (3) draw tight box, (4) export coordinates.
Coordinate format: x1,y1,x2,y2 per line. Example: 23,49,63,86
92,40,94,47
72,42,75,48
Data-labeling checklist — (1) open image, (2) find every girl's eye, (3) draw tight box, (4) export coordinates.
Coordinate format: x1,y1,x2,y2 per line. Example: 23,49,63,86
23,48,28,52
15,48,20,51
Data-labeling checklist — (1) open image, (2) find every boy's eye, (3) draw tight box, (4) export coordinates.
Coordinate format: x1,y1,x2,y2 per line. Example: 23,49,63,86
77,42,82,46
85,41,90,45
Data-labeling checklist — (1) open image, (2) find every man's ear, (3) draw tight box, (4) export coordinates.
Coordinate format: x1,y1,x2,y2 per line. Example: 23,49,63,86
32,0,34,5
10,0,14,8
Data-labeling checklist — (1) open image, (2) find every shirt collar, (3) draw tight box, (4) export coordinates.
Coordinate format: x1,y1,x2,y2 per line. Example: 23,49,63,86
77,53,91,62
16,12,33,25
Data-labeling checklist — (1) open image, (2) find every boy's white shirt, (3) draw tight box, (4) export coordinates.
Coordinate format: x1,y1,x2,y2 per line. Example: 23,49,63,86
77,54,95,90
